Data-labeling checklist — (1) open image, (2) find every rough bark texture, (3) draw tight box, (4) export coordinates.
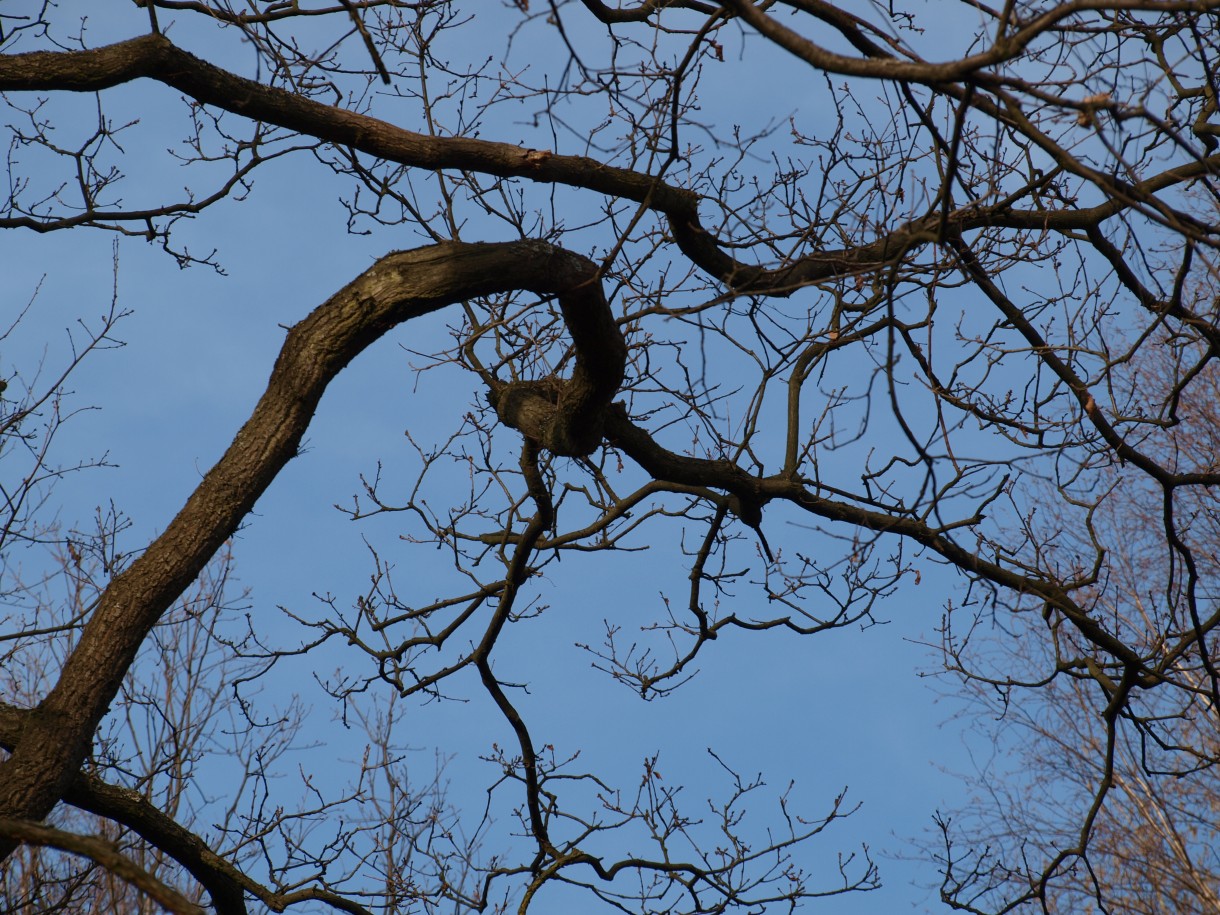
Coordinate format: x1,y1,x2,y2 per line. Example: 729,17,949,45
3,35,1206,294
0,240,624,849
5,5,1220,911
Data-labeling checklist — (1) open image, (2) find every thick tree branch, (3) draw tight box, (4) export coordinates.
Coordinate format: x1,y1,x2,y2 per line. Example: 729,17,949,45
3,35,1215,294
603,404,1149,671
723,0,1220,84
0,817,206,915
0,240,621,854
0,698,376,914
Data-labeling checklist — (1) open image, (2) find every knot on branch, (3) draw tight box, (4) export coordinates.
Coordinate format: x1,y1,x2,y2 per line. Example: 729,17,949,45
483,247,626,457
489,375,607,457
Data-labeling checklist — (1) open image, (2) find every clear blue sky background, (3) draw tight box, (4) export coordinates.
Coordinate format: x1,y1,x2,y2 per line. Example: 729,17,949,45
1,3,1009,911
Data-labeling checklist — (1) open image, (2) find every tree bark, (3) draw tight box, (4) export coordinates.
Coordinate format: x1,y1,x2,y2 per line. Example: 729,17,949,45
0,240,624,857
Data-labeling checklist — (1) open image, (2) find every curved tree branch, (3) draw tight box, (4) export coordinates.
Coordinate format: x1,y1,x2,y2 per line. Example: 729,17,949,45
0,696,376,915
0,240,623,853
0,817,206,915
2,34,1216,294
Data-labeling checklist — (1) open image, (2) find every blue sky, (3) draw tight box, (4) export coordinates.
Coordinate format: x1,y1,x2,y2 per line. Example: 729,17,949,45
0,2,1011,911
6,172,974,914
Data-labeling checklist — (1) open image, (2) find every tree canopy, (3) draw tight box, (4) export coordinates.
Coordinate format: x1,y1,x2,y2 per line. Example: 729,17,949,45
2,2,1220,913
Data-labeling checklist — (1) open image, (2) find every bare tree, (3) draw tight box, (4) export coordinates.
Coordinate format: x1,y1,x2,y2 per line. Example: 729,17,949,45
1,1,1219,912
939,342,1220,913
